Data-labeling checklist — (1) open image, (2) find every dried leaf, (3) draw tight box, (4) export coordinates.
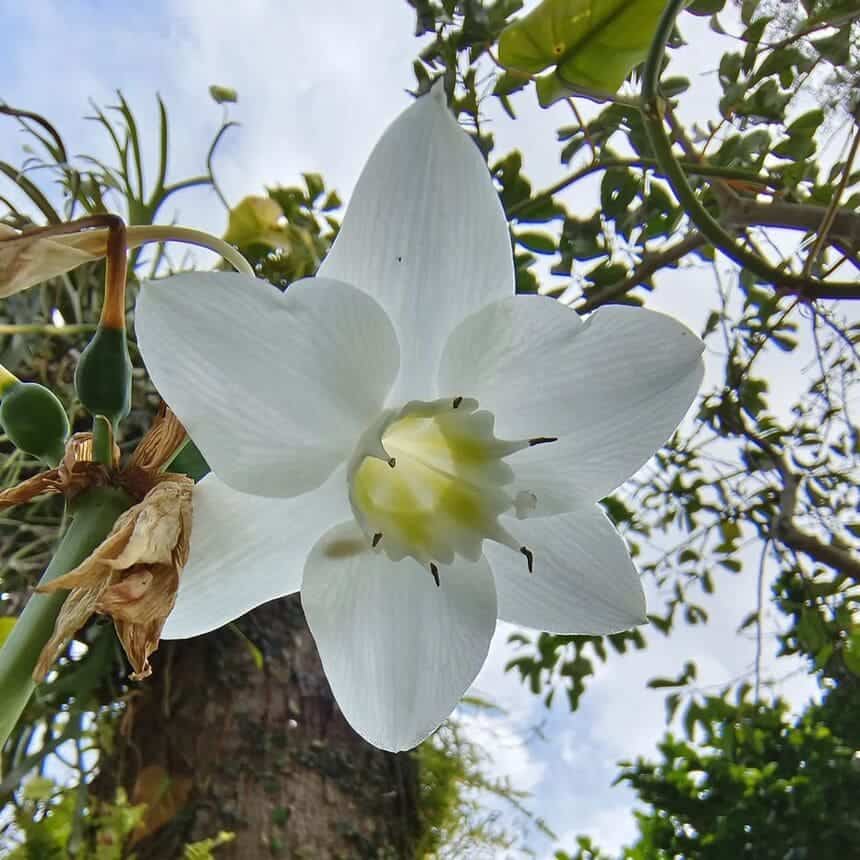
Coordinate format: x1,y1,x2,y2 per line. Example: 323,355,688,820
0,225,157,297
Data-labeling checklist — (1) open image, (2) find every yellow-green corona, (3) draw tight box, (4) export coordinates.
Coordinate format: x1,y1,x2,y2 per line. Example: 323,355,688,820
349,397,553,580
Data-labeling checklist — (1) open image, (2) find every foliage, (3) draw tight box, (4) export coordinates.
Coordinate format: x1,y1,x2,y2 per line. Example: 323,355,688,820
2,774,234,859
405,0,859,853
416,710,552,858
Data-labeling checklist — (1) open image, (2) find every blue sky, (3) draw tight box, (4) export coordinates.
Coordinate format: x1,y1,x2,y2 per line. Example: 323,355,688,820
0,2,821,855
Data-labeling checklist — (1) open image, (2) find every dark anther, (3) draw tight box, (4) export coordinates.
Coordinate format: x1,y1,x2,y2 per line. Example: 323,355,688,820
388,457,396,468
429,562,440,587
528,436,558,447
452,396,463,409
520,546,534,574
372,532,383,548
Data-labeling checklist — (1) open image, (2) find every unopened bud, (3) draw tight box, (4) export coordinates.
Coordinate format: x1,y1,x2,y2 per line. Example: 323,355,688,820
0,374,70,466
74,325,132,426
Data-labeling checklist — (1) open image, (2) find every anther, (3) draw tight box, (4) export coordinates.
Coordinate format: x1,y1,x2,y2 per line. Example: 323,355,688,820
528,436,558,447
520,546,534,574
429,562,440,588
452,396,463,409
388,457,396,468
372,532,383,548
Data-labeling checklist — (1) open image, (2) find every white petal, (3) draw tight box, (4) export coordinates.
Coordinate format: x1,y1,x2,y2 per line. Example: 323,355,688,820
483,505,646,634
163,467,351,639
508,360,703,512
440,299,704,506
302,521,497,751
136,272,399,497
318,84,514,400
439,294,584,438
440,298,701,435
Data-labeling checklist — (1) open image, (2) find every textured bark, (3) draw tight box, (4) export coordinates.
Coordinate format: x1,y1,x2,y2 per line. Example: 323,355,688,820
94,596,419,859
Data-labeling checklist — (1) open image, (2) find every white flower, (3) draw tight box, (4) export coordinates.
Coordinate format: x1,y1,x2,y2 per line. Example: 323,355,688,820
135,84,704,751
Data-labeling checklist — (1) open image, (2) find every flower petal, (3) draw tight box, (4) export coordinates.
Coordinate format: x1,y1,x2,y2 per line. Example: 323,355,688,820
162,467,351,639
440,299,704,507
302,521,497,751
483,505,646,634
136,272,399,497
507,360,703,512
318,84,514,400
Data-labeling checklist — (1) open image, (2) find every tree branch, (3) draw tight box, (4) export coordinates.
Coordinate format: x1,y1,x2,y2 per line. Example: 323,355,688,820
575,232,707,313
774,465,860,582
723,197,860,248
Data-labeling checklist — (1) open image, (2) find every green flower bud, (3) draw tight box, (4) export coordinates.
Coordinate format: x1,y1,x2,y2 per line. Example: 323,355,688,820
0,380,70,466
74,325,132,426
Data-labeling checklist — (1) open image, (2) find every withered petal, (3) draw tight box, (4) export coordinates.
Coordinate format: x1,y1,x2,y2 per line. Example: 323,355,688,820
0,470,63,511
33,583,110,682
115,617,169,681
126,407,187,475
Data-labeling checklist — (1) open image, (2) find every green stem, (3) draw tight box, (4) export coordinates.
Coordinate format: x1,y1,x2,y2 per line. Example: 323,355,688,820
0,486,131,757
91,415,114,466
639,0,860,300
0,324,97,338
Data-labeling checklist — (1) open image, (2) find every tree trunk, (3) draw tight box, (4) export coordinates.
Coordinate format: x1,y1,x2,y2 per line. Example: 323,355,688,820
94,596,419,859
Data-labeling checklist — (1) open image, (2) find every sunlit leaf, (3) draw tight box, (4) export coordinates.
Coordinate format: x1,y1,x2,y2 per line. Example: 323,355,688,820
223,195,290,249
0,616,16,648
498,0,667,105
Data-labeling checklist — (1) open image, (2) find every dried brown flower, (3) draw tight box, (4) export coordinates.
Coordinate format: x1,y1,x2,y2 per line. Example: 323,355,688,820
35,476,193,681
0,404,193,681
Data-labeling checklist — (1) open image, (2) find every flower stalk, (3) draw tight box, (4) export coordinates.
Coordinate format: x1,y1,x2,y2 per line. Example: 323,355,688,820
0,485,132,758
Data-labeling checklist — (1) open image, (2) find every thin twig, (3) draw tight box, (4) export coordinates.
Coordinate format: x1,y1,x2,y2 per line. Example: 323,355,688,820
802,119,860,278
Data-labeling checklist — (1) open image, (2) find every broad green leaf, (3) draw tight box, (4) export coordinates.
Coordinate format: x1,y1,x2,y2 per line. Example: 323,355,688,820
0,616,15,647
498,0,667,105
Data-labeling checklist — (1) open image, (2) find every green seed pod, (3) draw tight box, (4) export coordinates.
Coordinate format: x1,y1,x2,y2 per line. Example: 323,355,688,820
74,325,132,426
0,381,70,465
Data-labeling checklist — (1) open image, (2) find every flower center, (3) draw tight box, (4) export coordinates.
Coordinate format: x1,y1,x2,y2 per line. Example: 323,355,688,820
347,397,555,584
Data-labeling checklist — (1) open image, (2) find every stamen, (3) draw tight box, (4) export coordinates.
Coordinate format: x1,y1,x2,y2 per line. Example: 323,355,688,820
372,532,383,548
528,436,558,447
520,546,534,574
452,396,463,409
429,562,440,588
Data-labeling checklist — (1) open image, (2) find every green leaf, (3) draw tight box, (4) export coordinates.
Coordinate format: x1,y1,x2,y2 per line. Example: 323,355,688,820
516,230,557,254
229,624,264,671
0,616,16,648
811,29,851,66
685,0,725,14
498,0,668,101
843,629,860,676
303,172,325,203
